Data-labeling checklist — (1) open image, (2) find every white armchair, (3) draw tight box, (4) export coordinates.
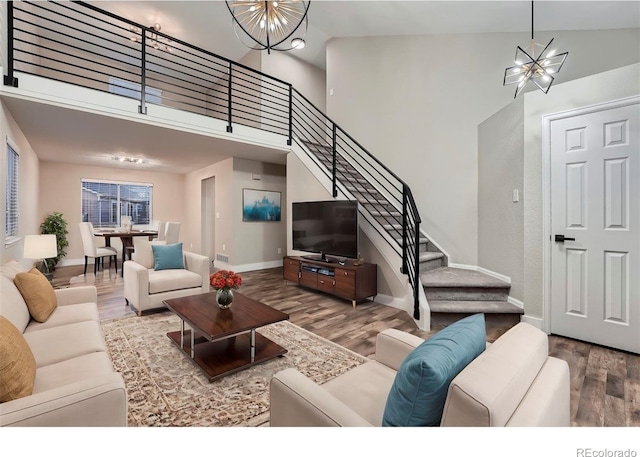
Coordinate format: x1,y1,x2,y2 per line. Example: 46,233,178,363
123,240,209,316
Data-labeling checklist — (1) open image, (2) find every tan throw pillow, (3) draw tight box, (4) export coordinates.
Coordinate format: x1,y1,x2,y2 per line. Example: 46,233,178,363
0,316,36,403
13,268,58,322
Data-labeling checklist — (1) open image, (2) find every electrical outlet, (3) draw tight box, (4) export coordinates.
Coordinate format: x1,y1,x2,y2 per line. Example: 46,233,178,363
222,244,226,251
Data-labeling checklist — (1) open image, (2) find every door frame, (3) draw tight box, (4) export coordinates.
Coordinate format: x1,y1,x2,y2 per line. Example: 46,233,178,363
541,95,640,334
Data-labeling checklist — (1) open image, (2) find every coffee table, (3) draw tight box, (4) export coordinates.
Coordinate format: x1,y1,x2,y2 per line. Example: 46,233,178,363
163,291,289,382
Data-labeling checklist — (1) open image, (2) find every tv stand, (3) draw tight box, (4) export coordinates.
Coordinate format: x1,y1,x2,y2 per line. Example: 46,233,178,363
283,256,377,308
301,254,336,263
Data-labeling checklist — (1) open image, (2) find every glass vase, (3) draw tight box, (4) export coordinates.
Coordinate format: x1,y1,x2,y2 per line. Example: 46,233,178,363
216,288,234,309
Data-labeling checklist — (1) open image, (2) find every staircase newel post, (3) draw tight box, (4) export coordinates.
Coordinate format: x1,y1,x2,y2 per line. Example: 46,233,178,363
3,1,17,87
401,185,408,274
413,219,421,320
226,62,233,133
138,27,147,114
287,85,293,145
332,123,337,198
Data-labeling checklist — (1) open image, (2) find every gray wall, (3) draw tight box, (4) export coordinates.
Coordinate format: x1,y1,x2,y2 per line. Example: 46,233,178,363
325,28,640,267
478,97,525,301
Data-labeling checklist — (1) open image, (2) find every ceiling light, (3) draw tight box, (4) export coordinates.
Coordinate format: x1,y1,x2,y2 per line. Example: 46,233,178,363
225,1,311,54
129,22,174,53
503,1,568,98
113,156,147,165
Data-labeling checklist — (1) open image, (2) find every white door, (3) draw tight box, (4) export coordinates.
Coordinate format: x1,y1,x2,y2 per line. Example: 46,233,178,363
550,99,640,354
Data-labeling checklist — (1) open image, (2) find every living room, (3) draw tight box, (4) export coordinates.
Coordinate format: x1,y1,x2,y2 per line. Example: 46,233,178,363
1,0,639,453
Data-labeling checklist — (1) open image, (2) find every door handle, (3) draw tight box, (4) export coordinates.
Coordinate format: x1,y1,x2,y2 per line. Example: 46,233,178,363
554,234,576,243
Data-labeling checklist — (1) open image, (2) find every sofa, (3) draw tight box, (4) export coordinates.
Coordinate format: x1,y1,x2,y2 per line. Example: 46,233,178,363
0,259,127,426
123,239,209,316
270,320,570,427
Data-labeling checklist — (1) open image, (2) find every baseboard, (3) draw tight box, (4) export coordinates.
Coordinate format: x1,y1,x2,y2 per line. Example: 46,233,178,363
520,314,543,330
374,293,411,311
507,296,524,309
448,262,512,284
214,259,283,273
57,258,89,267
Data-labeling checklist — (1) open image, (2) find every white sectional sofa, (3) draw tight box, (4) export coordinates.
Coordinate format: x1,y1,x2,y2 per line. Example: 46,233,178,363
270,321,570,427
0,260,127,426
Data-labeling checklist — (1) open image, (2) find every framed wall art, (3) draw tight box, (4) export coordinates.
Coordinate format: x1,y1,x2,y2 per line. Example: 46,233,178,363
242,188,281,222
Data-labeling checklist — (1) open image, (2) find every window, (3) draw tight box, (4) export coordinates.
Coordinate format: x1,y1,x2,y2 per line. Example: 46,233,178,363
108,77,162,104
5,141,19,243
81,179,153,228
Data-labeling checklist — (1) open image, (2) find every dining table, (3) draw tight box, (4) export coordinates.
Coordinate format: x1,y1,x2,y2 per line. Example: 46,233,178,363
94,229,158,275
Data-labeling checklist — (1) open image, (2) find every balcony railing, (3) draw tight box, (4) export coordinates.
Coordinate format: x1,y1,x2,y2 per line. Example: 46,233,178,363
3,0,423,319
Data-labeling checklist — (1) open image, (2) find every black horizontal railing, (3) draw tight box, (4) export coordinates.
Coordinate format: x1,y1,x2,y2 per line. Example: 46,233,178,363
3,0,422,319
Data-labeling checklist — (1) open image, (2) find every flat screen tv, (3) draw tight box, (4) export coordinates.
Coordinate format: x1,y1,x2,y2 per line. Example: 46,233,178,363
292,200,359,262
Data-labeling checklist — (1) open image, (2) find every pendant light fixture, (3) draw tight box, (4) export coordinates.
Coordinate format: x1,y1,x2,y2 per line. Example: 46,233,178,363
503,1,568,98
225,1,311,54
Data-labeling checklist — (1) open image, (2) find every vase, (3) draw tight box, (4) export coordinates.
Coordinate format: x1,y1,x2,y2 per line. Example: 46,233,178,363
216,288,234,309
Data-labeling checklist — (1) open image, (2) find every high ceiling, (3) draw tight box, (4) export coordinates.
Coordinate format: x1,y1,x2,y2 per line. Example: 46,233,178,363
5,1,640,174
90,1,640,70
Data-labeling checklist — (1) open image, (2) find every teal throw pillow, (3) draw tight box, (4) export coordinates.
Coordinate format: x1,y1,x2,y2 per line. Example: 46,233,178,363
382,313,486,427
152,242,184,271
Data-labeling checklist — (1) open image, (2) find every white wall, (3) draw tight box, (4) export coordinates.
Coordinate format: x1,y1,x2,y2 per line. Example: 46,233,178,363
0,100,40,267
38,161,185,264
326,28,640,266
232,158,286,267
478,97,525,301
523,63,640,321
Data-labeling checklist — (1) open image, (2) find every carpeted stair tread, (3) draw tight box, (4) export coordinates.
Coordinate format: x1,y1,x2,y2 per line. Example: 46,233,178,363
419,252,444,262
429,300,523,314
420,267,510,289
395,237,429,245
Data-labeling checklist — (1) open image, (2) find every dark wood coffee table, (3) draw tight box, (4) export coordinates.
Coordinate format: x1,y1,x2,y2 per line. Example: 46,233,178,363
163,291,289,382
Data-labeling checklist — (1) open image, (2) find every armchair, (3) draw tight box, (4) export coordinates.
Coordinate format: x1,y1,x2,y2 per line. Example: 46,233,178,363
123,240,209,316
270,322,570,427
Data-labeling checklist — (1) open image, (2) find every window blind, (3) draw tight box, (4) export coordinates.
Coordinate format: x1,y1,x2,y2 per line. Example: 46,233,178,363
5,143,19,240
81,179,153,227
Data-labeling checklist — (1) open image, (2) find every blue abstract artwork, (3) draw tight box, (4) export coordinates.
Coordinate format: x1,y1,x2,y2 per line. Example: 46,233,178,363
242,189,281,222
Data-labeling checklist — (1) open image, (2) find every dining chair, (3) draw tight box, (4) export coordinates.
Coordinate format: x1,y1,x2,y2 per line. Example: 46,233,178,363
164,222,181,244
79,222,118,275
156,221,166,241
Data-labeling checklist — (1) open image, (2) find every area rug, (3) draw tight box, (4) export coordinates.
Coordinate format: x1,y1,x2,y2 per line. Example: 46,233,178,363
101,312,369,427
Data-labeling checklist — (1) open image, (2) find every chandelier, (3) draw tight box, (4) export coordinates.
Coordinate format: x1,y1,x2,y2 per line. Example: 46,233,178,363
225,1,310,53
503,1,568,98
129,23,173,53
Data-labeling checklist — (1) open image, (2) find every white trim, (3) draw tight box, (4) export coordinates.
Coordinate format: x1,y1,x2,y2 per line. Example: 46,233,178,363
507,296,524,309
4,235,21,248
81,178,154,187
447,262,512,284
541,95,640,335
520,314,544,331
214,259,284,273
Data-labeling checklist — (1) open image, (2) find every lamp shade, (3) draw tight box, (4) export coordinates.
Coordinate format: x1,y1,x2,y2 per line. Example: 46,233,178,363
23,234,57,259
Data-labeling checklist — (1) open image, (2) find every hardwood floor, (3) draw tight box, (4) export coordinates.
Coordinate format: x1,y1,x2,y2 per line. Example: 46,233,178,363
53,264,640,427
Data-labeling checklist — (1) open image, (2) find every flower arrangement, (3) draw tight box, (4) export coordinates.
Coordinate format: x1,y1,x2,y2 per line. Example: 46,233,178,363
209,270,242,291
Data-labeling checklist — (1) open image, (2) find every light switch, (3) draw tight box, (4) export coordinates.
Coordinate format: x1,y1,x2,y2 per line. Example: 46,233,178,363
216,212,220,219
512,189,520,203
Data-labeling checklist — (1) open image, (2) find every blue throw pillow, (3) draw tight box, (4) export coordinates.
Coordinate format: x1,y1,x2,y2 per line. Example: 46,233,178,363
382,313,486,427
152,242,184,271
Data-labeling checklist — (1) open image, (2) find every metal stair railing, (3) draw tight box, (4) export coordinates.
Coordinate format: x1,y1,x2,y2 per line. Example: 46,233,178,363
3,0,423,319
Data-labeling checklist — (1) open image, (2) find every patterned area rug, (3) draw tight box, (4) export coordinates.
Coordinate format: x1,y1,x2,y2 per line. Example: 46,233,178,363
101,312,368,427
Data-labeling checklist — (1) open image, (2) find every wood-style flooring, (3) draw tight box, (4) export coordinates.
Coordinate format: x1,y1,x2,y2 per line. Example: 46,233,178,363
53,264,640,427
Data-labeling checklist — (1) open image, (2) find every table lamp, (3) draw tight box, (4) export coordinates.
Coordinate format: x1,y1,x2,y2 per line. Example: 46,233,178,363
24,234,58,279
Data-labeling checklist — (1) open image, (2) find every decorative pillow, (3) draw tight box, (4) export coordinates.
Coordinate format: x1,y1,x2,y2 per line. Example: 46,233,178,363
13,268,58,323
133,239,166,269
0,316,36,403
382,313,486,427
152,242,185,271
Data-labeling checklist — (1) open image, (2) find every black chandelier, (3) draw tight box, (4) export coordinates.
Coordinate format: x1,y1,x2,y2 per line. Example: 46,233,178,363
503,1,568,98
225,1,311,54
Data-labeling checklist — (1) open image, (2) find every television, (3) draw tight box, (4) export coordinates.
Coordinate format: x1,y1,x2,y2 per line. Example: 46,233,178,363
292,200,359,262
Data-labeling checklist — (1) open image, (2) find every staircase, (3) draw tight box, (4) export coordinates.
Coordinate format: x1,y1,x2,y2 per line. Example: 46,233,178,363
421,267,523,334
